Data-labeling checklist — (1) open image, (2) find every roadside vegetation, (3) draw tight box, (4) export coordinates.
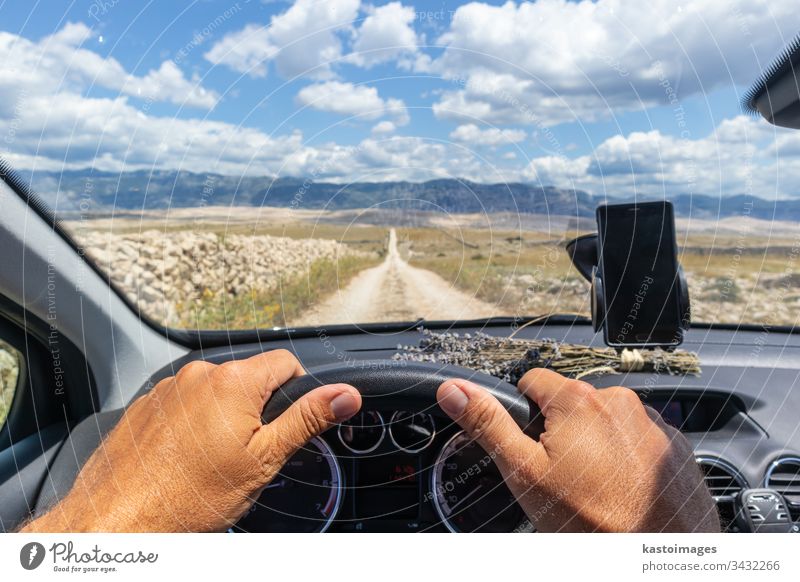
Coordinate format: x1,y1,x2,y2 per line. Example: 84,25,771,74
177,254,382,329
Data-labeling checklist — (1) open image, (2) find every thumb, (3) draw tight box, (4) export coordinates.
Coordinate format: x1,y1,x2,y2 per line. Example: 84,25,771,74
437,379,547,473
250,383,361,467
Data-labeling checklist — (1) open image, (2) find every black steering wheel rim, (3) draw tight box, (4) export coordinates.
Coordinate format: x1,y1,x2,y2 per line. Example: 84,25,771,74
262,359,540,429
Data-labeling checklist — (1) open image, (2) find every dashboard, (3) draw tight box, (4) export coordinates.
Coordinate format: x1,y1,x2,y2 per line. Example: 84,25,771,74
28,321,800,533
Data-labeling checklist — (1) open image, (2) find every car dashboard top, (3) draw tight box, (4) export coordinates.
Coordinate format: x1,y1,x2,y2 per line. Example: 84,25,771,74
136,322,800,533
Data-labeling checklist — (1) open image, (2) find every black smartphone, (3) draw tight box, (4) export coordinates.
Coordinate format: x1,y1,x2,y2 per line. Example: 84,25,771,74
596,201,683,347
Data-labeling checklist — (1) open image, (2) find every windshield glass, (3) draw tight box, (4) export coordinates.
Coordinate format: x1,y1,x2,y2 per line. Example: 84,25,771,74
3,1,799,331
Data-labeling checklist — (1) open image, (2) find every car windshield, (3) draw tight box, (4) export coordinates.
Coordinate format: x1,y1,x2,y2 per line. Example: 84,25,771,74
3,1,799,331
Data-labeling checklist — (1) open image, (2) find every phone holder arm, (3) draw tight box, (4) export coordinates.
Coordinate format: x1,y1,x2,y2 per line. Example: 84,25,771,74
565,233,691,335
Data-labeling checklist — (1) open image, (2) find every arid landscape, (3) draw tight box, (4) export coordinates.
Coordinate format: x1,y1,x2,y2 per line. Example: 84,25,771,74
64,207,800,331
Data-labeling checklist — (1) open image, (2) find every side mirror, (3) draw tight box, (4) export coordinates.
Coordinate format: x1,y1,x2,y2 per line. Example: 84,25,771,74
744,35,800,129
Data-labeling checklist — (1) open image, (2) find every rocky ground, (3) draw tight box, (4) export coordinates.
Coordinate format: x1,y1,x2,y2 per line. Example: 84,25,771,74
688,271,800,325
498,273,591,317
79,230,352,325
498,270,800,326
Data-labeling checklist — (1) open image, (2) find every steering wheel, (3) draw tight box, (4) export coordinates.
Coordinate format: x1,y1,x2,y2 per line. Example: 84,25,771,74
244,359,544,533
263,359,542,430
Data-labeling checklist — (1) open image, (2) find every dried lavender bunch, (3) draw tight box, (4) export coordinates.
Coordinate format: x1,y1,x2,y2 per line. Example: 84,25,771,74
393,328,700,384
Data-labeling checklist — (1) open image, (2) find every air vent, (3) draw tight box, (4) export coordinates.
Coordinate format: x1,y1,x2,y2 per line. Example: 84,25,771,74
697,457,746,500
765,457,800,520
697,457,747,532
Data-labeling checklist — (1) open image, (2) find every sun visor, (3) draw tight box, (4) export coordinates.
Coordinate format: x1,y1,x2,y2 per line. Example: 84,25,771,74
744,33,800,129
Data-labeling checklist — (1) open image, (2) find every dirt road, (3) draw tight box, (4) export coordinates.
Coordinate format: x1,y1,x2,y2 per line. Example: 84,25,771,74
295,229,499,325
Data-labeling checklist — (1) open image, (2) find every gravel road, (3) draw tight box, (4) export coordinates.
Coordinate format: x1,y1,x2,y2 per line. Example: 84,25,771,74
295,229,499,325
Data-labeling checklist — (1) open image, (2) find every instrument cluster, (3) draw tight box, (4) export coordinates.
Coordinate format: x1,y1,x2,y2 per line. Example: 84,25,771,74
232,411,531,533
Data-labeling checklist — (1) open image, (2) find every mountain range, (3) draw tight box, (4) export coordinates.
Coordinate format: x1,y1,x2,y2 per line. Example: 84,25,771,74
26,169,800,221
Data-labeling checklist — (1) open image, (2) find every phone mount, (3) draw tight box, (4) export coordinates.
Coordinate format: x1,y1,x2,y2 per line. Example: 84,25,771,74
565,233,691,343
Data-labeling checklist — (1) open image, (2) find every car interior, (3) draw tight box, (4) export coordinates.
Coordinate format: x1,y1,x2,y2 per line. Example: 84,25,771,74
2,2,800,536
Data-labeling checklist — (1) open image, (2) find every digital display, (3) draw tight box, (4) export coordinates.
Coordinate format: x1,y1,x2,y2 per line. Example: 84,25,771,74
649,399,684,428
597,202,682,346
356,457,418,487
354,458,420,519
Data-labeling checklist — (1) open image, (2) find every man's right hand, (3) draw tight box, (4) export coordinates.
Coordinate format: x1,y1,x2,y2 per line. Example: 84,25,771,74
436,368,720,532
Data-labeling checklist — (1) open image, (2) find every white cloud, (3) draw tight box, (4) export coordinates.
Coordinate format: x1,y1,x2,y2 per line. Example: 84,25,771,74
525,115,796,199
204,0,360,78
124,61,219,109
0,86,508,183
0,23,218,109
449,123,526,146
0,75,476,182
371,120,397,134
1,91,303,174
344,135,489,181
430,0,800,125
202,24,277,78
296,81,409,125
348,1,419,68
433,71,582,125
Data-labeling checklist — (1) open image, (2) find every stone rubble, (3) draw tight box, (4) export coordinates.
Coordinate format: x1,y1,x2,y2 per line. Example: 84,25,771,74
79,230,350,325
505,271,799,326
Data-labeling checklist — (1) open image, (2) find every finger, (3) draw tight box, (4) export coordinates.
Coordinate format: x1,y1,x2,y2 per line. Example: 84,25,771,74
437,379,547,471
214,349,306,406
517,368,594,417
642,404,680,436
249,383,361,466
642,404,664,424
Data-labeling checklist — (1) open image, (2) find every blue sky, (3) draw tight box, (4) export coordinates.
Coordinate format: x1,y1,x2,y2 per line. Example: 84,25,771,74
1,0,800,198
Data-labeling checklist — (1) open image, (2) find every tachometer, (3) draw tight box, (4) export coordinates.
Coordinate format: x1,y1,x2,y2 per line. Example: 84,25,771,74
233,437,341,532
431,431,532,532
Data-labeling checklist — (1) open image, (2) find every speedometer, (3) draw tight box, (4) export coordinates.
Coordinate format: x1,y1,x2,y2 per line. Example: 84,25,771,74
431,431,532,532
233,437,341,532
